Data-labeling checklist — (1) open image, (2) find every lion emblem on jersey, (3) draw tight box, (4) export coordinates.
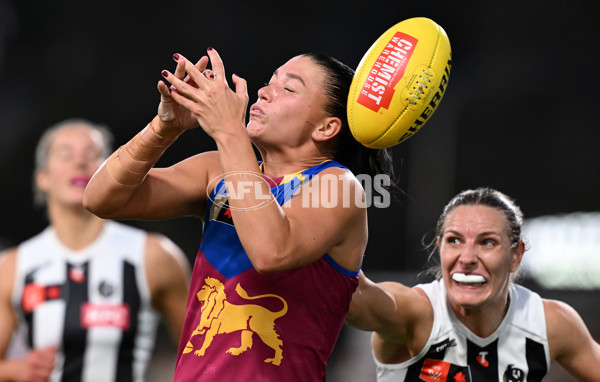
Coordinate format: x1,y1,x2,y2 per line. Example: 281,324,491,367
183,277,288,365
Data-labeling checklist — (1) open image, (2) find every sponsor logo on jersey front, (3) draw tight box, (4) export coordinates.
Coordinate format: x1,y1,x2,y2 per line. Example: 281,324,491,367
81,303,130,330
69,266,86,283
21,283,63,312
420,358,471,382
477,351,490,367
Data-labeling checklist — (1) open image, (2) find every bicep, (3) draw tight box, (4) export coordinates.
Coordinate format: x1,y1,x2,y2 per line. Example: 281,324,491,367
228,169,366,273
281,172,367,268
131,153,220,219
88,152,217,220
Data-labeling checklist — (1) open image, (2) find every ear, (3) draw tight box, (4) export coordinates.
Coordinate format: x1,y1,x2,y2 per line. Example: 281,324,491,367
311,117,342,142
509,240,526,272
36,170,50,193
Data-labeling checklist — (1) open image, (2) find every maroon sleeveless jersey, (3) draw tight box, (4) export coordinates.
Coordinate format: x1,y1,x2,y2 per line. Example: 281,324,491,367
173,161,360,381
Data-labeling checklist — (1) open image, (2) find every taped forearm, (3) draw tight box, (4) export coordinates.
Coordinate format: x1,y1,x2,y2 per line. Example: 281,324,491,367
106,118,181,186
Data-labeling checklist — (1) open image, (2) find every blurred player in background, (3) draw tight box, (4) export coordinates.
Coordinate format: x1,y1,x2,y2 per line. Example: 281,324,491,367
0,119,190,381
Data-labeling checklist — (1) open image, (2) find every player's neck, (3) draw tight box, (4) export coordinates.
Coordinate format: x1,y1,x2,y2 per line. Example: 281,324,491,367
257,140,334,178
451,296,510,338
47,201,106,251
259,153,332,178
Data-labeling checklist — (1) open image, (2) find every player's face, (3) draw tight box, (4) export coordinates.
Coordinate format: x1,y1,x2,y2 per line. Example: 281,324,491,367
37,126,105,207
439,205,523,314
247,55,330,150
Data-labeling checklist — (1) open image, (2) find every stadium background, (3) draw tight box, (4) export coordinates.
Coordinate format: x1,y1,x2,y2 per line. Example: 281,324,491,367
1,1,598,380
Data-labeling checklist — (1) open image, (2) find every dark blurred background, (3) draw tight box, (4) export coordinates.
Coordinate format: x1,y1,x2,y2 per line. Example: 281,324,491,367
2,0,599,268
1,0,598,380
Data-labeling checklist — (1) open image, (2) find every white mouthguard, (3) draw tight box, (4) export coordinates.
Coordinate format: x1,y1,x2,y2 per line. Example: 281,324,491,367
452,273,486,284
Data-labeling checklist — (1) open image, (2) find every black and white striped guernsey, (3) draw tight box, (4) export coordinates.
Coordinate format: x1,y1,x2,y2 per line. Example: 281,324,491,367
11,221,160,382
375,280,550,382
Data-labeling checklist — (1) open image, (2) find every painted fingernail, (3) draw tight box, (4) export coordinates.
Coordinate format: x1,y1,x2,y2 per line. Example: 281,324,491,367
173,53,180,60
209,74,215,80
161,70,168,77
207,47,213,51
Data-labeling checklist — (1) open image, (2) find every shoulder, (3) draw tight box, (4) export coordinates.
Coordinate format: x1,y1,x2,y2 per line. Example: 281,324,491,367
307,165,367,210
0,247,18,260
544,298,581,331
307,166,367,269
287,162,368,224
369,281,434,364
319,163,363,184
0,248,18,272
544,298,590,358
376,281,434,337
543,298,600,379
394,282,434,319
144,233,188,269
143,233,190,291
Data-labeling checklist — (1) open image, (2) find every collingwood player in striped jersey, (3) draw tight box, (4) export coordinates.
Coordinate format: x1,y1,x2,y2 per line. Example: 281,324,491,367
0,120,191,381
346,188,600,382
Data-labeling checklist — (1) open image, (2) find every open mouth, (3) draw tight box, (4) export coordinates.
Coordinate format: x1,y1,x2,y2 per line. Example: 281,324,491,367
249,105,265,116
452,273,486,286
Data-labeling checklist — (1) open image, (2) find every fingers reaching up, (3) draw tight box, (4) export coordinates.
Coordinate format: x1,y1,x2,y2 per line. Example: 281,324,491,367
159,48,249,138
156,54,210,131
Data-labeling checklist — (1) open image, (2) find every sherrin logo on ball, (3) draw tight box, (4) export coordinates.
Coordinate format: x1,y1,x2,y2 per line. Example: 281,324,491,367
347,17,452,149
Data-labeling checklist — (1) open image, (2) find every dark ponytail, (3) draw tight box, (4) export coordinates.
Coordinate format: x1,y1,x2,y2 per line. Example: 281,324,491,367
303,53,398,190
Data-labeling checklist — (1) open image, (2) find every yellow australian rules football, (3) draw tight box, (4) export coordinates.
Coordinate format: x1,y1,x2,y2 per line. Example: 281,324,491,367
347,17,452,149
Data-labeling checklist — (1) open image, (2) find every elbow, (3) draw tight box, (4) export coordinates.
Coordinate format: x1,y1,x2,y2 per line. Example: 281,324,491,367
254,267,276,275
251,257,282,275
247,246,295,275
82,190,98,214
344,309,369,331
82,189,116,219
345,293,362,326
344,314,360,328
82,189,93,210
